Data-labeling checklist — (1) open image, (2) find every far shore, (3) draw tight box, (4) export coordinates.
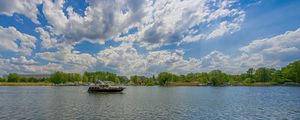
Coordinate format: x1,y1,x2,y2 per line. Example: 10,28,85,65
1,82,299,87
0,82,52,86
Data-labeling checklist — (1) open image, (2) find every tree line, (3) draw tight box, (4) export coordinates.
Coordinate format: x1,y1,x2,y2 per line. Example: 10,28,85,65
0,60,299,86
0,71,127,84
155,60,299,86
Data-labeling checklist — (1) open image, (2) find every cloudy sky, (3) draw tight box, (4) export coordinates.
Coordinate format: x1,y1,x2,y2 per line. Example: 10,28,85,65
0,0,299,76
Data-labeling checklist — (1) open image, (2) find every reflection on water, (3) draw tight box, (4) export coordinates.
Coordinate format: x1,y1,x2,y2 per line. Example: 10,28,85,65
0,86,299,120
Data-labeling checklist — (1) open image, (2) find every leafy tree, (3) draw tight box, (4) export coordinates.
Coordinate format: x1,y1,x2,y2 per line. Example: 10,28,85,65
28,77,38,83
196,72,209,83
82,75,89,82
255,67,272,82
145,78,154,86
0,77,6,82
157,72,178,85
243,78,255,83
228,75,241,85
246,68,255,79
7,73,21,82
50,71,66,84
20,77,28,82
130,75,142,85
282,60,300,83
209,70,227,86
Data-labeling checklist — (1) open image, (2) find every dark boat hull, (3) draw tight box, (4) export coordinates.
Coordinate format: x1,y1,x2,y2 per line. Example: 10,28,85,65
88,87,125,92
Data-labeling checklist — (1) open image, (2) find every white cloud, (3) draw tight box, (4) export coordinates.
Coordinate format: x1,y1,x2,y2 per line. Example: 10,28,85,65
240,27,300,66
42,0,143,44
92,26,300,76
37,45,97,72
42,0,68,33
35,27,57,49
206,21,241,39
22,63,64,73
97,43,148,76
40,0,244,49
97,44,200,76
147,50,200,75
0,57,62,76
1,0,298,76
0,26,36,55
10,56,37,65
0,0,42,24
198,27,300,74
126,0,245,48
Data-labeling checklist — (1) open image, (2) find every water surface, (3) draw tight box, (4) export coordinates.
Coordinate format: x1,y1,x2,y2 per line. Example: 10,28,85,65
0,86,299,120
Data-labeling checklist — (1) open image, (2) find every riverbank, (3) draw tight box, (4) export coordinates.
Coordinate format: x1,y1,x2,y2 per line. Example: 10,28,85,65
165,82,276,86
239,82,274,86
167,82,203,86
0,82,299,87
165,82,300,87
0,82,52,86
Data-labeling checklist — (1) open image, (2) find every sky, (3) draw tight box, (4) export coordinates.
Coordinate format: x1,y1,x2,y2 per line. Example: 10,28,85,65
0,0,300,76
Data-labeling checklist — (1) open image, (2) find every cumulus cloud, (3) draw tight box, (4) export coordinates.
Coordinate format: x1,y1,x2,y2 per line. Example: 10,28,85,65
0,58,62,76
239,27,300,67
146,50,200,75
36,26,299,76
35,27,57,49
0,26,36,55
10,56,37,65
199,51,231,71
199,27,300,74
36,45,97,72
97,43,148,76
0,0,42,24
41,0,244,48
118,0,245,48
42,0,146,44
22,63,64,73
1,0,298,76
97,44,200,76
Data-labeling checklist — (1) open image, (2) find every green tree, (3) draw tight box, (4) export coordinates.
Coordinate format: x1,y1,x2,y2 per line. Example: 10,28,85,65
196,72,209,83
130,75,142,85
0,77,6,82
28,77,38,83
255,67,272,82
82,75,89,82
20,77,28,82
246,68,255,79
228,75,241,85
157,72,178,85
243,78,255,83
145,78,154,86
50,71,66,84
209,70,227,86
282,60,300,83
7,73,21,82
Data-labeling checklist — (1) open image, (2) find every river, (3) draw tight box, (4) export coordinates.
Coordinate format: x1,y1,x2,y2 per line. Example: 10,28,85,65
0,86,299,120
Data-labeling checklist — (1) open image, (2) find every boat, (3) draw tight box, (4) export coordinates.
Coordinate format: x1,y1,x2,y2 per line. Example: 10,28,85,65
88,80,125,92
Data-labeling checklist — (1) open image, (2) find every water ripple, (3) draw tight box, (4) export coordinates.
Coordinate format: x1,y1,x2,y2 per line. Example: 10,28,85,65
0,86,299,120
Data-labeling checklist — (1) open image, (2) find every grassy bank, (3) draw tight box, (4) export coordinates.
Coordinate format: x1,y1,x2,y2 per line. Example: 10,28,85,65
167,82,202,86
0,82,296,87
167,82,277,86
0,82,52,86
240,82,275,86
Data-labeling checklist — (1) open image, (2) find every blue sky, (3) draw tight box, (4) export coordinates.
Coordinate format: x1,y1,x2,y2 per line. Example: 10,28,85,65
0,0,300,76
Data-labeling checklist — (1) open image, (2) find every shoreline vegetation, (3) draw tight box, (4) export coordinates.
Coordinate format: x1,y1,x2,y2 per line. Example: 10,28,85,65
0,82,51,86
0,82,299,87
0,60,299,87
